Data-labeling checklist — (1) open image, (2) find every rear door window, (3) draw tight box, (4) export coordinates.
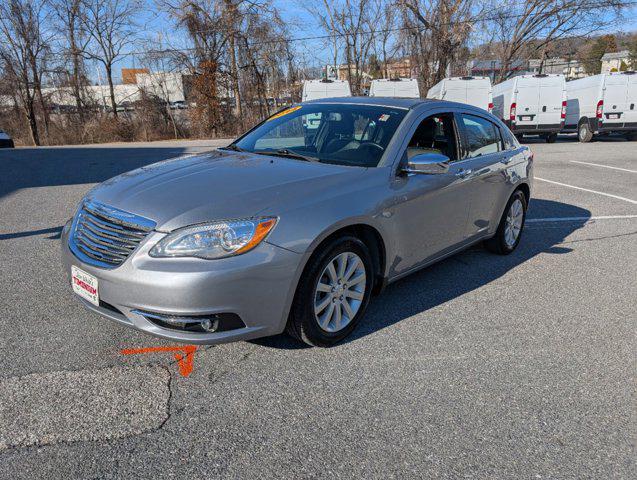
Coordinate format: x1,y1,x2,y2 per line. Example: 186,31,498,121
458,114,502,158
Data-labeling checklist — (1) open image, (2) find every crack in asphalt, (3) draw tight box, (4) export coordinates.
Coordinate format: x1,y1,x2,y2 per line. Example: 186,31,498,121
0,365,172,454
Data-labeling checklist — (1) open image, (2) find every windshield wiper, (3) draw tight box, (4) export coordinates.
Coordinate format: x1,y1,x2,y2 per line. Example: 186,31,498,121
254,149,319,162
220,144,246,152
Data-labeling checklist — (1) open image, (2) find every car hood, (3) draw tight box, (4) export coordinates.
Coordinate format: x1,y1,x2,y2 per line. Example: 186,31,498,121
88,149,366,231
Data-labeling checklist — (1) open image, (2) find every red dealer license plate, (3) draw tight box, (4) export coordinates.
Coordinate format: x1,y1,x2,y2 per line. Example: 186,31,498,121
71,265,99,306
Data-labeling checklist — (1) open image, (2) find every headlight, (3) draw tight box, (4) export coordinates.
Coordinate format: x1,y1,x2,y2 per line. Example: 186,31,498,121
149,217,277,259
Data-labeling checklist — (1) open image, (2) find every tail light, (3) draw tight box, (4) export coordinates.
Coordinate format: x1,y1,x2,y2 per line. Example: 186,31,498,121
596,100,603,119
510,103,517,122
488,102,493,113
561,101,567,120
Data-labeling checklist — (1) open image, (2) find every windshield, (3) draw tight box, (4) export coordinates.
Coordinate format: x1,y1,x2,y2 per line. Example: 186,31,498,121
232,103,408,167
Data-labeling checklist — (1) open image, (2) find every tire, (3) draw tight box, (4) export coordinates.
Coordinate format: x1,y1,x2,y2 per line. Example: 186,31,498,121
286,236,374,347
484,190,527,255
545,133,557,143
578,121,593,143
626,132,637,141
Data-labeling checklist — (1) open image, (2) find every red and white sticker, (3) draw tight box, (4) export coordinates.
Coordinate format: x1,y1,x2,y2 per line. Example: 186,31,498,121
378,114,390,122
71,265,99,306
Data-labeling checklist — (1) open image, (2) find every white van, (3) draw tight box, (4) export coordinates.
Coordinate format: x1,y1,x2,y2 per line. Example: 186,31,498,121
426,76,493,112
492,74,566,142
564,72,637,142
301,79,351,102
301,79,351,133
369,78,420,98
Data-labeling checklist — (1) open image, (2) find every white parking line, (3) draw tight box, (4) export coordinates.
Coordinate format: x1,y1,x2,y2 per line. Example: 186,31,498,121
526,215,637,223
570,161,637,173
535,177,637,205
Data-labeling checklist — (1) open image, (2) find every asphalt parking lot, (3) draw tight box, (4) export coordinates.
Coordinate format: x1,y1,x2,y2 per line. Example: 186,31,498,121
1,137,635,478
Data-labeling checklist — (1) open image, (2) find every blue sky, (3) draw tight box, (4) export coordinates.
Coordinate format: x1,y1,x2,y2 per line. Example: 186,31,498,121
106,0,637,82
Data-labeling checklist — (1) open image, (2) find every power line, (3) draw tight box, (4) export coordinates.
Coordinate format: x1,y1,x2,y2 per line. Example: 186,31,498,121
19,0,637,61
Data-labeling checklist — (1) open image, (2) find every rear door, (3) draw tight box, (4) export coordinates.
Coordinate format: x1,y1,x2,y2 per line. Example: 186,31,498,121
515,77,541,128
602,74,629,127
626,73,637,127
456,113,509,238
536,76,564,127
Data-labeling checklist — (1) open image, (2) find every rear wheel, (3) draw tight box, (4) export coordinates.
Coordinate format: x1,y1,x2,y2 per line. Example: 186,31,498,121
578,121,593,143
545,133,557,143
484,190,527,255
626,132,637,141
287,236,373,347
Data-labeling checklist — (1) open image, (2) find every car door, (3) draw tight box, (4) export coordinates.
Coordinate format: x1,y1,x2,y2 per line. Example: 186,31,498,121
455,112,509,238
388,110,473,275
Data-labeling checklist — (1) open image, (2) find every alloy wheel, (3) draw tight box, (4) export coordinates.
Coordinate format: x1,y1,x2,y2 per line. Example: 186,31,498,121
314,252,367,333
504,198,524,247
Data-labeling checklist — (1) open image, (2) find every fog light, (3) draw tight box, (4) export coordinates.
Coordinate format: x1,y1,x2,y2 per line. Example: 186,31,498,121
200,318,219,332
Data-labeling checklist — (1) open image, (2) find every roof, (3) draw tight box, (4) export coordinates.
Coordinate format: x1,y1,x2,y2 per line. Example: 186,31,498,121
469,59,526,70
601,50,629,61
303,96,430,109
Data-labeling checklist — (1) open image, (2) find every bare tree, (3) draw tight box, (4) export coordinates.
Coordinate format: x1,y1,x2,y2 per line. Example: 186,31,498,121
485,0,625,81
159,0,231,135
306,0,384,94
81,0,141,117
377,2,396,78
223,0,243,119
0,0,51,145
398,0,475,90
52,0,90,121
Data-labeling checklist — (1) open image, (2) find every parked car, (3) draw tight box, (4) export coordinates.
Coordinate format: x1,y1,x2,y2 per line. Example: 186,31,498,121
369,78,420,98
427,76,493,112
563,71,637,142
61,97,533,347
169,100,187,110
0,129,14,148
492,74,566,143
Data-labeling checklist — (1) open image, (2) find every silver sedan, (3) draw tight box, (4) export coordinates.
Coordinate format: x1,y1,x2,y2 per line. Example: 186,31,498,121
61,97,533,346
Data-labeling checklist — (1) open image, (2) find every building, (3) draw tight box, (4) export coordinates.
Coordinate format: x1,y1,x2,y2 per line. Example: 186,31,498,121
467,59,526,81
136,72,185,103
385,58,416,79
121,68,149,85
527,58,586,79
601,50,632,73
324,58,417,82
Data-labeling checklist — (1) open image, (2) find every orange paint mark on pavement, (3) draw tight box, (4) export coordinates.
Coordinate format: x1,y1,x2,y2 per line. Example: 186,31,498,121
121,345,198,377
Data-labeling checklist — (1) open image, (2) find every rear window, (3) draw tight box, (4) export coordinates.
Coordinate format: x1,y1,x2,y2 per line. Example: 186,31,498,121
501,126,519,150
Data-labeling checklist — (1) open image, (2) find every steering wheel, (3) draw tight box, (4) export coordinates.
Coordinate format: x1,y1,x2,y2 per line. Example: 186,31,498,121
358,141,384,154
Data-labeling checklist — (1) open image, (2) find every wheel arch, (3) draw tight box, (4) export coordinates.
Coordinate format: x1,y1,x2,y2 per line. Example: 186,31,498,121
303,223,387,293
515,182,530,204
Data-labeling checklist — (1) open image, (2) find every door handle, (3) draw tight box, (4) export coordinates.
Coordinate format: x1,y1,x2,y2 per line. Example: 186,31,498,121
455,168,472,178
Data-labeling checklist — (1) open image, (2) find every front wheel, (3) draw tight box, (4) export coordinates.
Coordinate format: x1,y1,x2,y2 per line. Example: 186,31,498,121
484,190,527,255
286,236,373,347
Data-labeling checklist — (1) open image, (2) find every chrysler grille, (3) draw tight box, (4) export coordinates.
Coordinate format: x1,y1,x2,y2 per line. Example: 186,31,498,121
70,200,156,268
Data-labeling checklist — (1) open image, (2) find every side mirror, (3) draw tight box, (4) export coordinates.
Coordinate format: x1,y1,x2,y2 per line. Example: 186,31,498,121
402,152,450,175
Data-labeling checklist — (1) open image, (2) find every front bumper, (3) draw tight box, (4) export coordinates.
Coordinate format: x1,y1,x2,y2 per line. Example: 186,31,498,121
60,220,303,344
